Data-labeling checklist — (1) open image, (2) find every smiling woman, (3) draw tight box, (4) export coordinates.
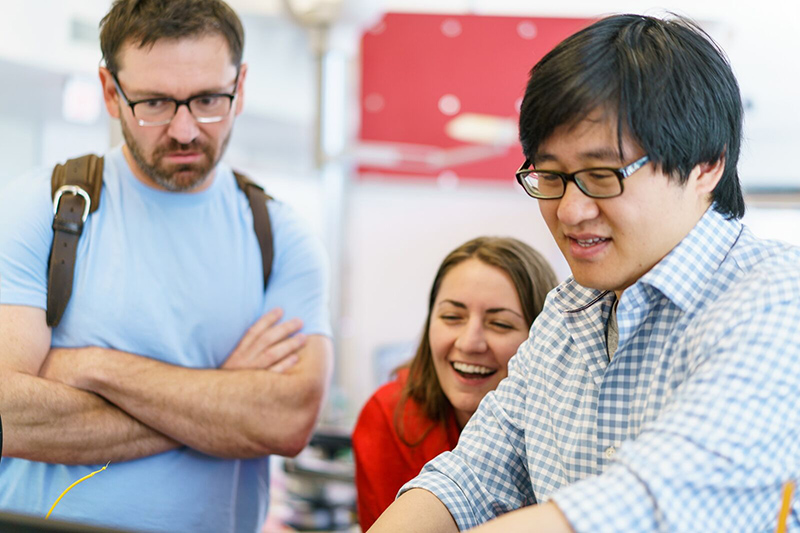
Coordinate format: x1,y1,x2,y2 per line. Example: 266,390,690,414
351,236,557,531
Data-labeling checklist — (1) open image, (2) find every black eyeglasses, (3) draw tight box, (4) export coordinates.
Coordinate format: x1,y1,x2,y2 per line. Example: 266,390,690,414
112,72,239,127
515,155,650,199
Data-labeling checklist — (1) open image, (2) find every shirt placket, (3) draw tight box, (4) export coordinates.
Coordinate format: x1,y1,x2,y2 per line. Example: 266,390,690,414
596,285,653,472
561,292,618,477
596,359,630,470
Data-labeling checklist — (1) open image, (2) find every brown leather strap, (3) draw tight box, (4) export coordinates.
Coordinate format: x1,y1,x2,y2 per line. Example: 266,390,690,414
47,155,104,327
233,171,274,291
45,159,272,327
50,155,104,211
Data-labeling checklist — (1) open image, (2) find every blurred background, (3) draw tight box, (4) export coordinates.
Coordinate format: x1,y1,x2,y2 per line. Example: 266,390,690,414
2,1,799,530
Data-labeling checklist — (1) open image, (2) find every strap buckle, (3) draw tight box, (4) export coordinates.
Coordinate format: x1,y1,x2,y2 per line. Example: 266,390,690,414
53,185,92,223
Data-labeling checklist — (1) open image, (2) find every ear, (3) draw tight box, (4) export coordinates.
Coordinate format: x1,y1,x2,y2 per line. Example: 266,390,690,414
234,62,247,117
99,67,121,120
688,156,725,199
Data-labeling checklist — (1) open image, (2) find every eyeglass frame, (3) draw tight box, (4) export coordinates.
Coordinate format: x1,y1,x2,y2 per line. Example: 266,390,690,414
515,155,650,199
111,71,240,127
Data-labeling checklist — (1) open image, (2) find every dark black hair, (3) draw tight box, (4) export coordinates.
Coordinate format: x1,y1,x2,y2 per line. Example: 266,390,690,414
519,14,745,219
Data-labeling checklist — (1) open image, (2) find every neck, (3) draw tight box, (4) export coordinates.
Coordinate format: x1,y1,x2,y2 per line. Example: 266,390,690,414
454,408,472,430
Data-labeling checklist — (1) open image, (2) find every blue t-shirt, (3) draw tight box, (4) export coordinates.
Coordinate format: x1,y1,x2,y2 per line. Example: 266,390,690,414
0,146,331,532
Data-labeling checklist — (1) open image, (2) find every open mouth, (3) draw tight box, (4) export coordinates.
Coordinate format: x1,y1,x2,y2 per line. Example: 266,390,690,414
451,361,497,379
574,237,610,248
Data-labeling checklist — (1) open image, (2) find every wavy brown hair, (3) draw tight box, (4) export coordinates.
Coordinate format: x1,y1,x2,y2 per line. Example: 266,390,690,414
395,236,558,445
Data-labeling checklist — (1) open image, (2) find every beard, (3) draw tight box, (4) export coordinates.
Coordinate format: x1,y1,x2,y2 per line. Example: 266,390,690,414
120,119,232,192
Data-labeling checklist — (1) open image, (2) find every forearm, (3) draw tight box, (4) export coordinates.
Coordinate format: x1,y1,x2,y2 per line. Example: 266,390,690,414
369,488,459,533
0,368,178,465
369,490,571,533
467,503,573,533
69,338,332,459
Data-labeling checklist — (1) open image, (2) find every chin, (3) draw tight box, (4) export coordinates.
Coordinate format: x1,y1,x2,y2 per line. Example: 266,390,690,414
569,268,611,291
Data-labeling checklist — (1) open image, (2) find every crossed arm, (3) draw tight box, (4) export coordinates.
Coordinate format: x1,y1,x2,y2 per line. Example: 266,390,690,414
0,304,332,465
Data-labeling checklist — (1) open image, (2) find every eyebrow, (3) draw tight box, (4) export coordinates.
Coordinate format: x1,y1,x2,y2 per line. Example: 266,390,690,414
125,86,231,100
120,76,238,100
438,299,524,318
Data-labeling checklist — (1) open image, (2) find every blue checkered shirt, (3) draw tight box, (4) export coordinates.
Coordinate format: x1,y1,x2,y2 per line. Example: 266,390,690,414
401,209,800,532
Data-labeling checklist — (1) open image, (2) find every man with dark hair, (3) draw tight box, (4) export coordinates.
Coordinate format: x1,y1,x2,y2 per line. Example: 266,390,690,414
370,14,800,533
0,1,332,532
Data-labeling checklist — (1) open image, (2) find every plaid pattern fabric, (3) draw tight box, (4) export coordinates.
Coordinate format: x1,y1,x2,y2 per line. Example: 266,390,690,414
401,209,800,532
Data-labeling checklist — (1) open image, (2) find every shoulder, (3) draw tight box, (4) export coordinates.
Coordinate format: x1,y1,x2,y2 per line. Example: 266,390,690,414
0,167,56,257
219,166,325,263
265,199,328,268
688,230,800,348
715,229,800,311
0,168,57,307
0,167,53,226
267,200,319,242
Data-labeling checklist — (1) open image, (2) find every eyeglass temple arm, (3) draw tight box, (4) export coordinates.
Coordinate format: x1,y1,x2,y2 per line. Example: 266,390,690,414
621,155,650,178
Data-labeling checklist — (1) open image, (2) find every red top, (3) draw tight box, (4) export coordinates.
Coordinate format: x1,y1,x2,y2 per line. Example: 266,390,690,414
352,369,461,531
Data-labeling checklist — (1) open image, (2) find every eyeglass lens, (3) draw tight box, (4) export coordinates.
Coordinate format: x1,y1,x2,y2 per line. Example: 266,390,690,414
522,169,621,198
134,96,232,124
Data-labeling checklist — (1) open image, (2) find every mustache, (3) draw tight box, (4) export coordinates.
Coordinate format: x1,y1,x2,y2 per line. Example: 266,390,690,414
154,140,210,157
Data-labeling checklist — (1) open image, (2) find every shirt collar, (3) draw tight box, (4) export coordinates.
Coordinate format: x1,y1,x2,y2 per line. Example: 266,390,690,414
551,207,743,314
552,278,608,315
637,207,742,312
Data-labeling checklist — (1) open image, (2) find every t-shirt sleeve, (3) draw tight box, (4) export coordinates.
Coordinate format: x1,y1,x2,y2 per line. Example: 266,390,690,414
0,172,54,309
261,201,331,337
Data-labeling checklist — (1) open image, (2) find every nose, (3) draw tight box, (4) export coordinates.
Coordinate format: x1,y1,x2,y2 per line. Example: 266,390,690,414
166,104,200,145
454,318,488,354
556,181,600,227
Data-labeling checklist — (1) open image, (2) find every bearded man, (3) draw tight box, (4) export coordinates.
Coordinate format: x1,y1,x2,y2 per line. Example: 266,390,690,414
0,2,333,532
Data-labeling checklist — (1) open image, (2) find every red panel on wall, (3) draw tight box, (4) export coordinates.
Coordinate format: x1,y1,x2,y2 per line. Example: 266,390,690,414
359,13,593,183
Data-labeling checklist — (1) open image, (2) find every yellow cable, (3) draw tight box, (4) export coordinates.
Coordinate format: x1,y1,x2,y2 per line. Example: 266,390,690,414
777,480,795,533
45,461,110,520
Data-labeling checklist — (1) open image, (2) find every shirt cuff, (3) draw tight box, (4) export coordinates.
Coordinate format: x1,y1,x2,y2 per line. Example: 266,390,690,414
551,463,659,533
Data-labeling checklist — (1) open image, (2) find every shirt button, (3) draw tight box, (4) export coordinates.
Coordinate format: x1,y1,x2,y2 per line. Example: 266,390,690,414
604,446,616,459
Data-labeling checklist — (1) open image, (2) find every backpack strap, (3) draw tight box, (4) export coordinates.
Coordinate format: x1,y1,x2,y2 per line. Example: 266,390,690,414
45,158,272,327
233,171,274,291
47,155,104,327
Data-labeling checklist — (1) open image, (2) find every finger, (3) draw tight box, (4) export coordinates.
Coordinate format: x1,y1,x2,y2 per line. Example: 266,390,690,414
249,318,303,354
269,354,299,374
224,316,303,370
232,308,284,355
258,333,307,368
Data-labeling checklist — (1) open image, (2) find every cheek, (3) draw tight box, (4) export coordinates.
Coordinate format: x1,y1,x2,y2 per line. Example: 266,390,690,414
539,202,560,232
205,121,232,144
428,322,453,363
130,127,161,149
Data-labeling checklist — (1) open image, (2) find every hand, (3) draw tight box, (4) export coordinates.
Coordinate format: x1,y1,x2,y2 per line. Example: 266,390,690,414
222,308,306,372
